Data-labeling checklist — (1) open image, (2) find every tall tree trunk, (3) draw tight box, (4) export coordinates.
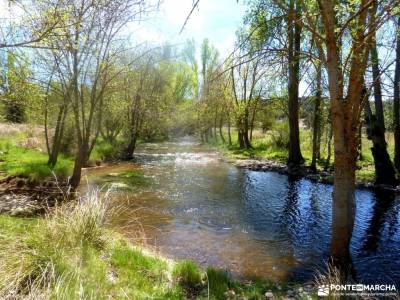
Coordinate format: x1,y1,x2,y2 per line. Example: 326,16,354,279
316,124,322,160
369,34,397,185
243,108,253,149
394,17,400,171
249,101,258,141
324,119,333,171
287,0,304,168
358,124,363,161
364,97,397,186
311,62,322,172
125,132,138,160
219,115,226,144
48,104,68,167
227,111,232,146
213,113,218,140
204,129,209,143
330,91,359,274
371,39,385,131
69,42,83,190
69,142,88,190
237,127,245,149
318,0,372,275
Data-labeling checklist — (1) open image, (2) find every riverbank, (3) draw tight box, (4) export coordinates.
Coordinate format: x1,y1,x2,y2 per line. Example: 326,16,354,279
211,139,400,193
0,190,316,299
0,175,71,216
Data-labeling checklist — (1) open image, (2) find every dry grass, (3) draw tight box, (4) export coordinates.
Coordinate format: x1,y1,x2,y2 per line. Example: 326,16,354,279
0,123,43,139
314,263,345,300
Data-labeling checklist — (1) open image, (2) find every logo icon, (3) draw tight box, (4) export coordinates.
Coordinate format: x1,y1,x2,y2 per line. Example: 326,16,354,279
318,285,330,296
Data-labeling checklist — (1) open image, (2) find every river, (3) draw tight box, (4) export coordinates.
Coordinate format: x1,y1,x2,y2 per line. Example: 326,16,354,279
83,138,400,286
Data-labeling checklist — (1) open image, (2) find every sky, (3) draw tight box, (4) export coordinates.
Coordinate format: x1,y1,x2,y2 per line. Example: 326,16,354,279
128,0,248,56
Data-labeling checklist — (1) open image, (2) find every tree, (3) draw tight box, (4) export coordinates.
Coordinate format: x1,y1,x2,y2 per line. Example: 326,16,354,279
230,52,266,149
55,0,151,189
365,19,397,186
198,39,219,141
310,59,322,171
0,0,61,48
303,0,394,274
1,52,30,123
123,55,153,159
286,0,304,169
394,16,400,171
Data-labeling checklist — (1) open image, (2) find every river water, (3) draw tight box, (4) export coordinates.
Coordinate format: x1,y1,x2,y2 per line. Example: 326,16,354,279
83,138,400,285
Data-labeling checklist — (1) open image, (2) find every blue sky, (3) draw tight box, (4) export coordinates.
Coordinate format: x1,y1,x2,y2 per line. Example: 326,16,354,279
128,0,248,56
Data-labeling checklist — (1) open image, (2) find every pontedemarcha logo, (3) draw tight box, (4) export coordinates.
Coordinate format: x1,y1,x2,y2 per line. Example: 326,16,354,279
317,284,397,297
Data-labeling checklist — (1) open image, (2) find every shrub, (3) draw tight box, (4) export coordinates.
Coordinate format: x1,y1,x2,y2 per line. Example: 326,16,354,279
93,141,119,161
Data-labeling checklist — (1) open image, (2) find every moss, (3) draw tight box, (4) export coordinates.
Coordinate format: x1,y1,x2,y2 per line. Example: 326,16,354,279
104,170,152,190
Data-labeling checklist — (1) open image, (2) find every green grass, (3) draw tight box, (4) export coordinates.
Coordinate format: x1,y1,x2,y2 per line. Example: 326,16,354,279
0,140,73,181
210,127,385,183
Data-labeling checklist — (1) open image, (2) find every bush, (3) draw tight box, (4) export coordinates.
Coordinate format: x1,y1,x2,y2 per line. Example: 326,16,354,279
94,141,118,161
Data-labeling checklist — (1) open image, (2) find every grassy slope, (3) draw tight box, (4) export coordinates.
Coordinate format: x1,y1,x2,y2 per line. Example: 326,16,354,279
0,192,313,300
211,128,390,183
0,133,73,181
0,128,116,181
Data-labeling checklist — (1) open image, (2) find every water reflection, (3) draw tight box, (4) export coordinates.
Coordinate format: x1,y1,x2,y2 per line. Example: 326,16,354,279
362,191,397,252
83,140,400,286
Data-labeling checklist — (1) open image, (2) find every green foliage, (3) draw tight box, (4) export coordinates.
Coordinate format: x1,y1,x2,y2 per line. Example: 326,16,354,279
0,52,43,123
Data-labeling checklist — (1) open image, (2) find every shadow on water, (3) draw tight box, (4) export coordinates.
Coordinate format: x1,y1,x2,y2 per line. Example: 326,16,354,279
83,139,400,286
362,190,397,252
